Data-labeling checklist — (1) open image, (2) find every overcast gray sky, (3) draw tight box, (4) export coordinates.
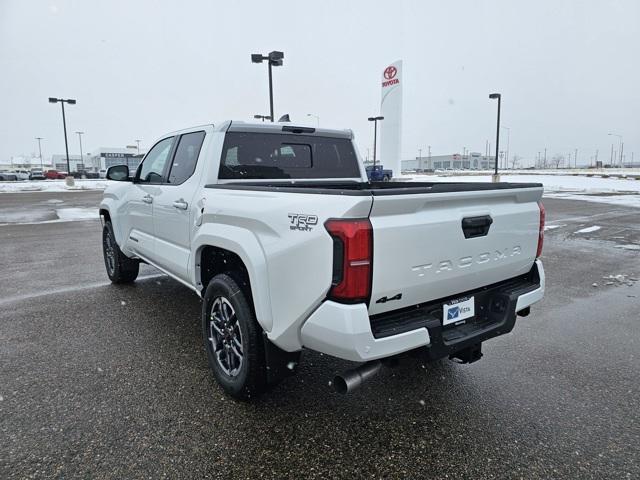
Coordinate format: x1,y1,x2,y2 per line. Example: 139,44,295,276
1,0,638,166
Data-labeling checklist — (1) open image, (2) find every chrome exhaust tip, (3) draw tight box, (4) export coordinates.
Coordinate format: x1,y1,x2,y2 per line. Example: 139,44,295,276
333,361,382,394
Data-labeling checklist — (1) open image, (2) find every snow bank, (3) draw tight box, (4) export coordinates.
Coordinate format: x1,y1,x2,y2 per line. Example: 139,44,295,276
0,179,111,193
55,208,98,221
406,173,640,208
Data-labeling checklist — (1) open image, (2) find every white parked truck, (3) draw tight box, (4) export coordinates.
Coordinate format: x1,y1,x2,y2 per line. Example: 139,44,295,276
100,121,545,399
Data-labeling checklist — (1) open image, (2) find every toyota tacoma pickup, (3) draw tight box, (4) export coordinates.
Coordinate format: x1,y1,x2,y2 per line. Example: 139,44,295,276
100,121,545,399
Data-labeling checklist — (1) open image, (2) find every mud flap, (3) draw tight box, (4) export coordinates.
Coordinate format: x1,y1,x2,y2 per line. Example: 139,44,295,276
263,333,301,385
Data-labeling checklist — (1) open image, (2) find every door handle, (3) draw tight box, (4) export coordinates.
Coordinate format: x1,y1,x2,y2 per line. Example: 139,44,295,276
142,194,153,204
172,199,188,210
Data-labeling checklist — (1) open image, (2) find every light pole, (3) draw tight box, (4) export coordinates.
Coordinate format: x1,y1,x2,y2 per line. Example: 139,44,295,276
49,97,76,175
306,113,320,127
135,139,141,154
75,131,84,171
251,51,284,123
418,148,422,171
253,114,272,122
501,126,510,169
368,116,384,169
489,93,501,180
608,133,623,167
35,137,44,169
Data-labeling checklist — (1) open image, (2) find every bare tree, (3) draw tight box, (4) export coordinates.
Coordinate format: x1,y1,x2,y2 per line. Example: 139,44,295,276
551,154,564,169
511,155,521,170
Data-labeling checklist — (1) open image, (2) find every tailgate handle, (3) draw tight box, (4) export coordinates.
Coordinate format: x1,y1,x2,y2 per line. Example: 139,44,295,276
461,215,493,238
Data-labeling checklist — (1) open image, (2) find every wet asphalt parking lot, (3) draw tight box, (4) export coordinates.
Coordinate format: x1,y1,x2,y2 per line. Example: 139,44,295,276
1,191,639,479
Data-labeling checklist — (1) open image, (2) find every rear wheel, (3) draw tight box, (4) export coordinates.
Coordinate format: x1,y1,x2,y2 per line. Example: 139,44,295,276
102,220,139,283
383,175,390,182
202,274,267,400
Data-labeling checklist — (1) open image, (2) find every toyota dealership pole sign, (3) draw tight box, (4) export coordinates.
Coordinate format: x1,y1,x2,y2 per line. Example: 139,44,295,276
382,65,399,87
380,60,403,178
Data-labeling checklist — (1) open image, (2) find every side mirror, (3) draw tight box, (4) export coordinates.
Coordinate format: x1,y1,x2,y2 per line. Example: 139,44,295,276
106,165,130,181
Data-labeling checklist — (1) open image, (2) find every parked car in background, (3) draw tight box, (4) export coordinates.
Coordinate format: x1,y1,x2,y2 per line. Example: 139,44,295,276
29,168,46,180
10,169,30,180
0,170,18,181
44,170,66,179
98,169,107,178
365,164,393,181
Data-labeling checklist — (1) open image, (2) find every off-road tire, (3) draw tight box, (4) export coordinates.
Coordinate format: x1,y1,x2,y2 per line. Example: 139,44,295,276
102,220,139,283
202,274,267,400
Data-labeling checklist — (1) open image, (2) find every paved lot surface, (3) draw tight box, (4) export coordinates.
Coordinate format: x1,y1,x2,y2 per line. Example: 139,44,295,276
1,192,639,479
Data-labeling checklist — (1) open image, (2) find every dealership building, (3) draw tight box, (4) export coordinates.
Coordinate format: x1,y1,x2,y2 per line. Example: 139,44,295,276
48,148,143,173
401,152,497,171
87,148,144,172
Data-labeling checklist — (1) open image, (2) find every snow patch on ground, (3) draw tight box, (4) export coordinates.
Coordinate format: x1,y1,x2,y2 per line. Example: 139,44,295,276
544,225,564,231
0,179,111,193
406,174,640,208
55,208,98,221
615,244,640,251
575,225,601,234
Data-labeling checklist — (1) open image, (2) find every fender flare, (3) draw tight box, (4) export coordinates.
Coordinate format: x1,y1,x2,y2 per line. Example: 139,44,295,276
192,224,273,332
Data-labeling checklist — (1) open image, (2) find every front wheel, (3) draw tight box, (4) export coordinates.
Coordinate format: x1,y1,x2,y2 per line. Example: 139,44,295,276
202,274,267,400
102,221,139,283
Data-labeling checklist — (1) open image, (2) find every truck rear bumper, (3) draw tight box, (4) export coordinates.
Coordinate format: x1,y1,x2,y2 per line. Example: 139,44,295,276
300,260,544,363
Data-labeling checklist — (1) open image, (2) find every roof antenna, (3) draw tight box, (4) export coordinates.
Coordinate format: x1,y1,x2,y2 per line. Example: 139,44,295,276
278,114,291,122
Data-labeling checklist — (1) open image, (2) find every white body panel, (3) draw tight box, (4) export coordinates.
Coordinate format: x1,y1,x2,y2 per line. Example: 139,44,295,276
100,120,545,362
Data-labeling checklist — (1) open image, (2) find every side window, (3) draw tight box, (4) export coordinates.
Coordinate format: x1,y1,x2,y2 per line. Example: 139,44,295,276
166,131,206,184
138,137,174,183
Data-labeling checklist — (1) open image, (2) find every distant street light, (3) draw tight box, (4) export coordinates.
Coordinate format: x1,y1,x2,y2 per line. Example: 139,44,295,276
49,97,76,174
368,116,384,170
35,137,44,169
75,131,84,171
501,126,510,169
251,51,284,123
135,139,141,154
608,133,623,167
489,93,501,178
253,114,272,122
306,113,320,127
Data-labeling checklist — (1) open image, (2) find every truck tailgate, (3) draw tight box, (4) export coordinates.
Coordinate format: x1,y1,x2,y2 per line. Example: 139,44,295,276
368,186,543,316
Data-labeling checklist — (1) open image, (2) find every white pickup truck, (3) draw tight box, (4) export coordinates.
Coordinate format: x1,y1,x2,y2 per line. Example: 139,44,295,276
100,121,545,399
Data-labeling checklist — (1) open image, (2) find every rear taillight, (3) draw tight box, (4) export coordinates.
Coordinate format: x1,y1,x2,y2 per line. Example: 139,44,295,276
325,218,373,303
536,201,545,258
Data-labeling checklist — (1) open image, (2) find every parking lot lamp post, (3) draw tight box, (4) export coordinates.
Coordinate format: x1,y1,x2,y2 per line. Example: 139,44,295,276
608,133,623,167
253,114,272,122
251,51,284,123
35,137,44,169
489,93,501,179
76,132,84,171
368,116,384,169
48,97,76,174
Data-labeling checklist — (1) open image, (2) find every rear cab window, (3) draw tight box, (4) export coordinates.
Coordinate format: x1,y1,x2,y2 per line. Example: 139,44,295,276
219,132,361,180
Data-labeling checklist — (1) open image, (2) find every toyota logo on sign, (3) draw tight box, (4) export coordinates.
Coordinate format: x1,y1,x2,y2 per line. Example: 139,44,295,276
384,66,397,80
